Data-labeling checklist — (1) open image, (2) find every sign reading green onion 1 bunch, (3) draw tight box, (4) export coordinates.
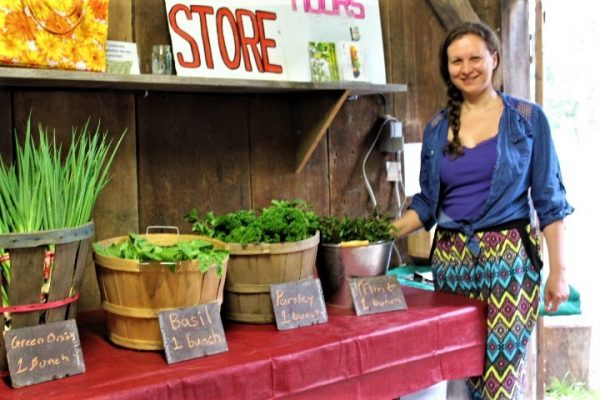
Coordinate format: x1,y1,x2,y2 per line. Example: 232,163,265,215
164,0,386,83
5,320,85,388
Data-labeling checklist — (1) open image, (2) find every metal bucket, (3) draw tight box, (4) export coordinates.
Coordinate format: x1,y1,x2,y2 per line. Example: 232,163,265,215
316,240,393,308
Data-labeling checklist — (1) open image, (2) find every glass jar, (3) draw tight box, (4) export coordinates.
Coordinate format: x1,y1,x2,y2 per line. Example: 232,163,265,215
151,45,173,75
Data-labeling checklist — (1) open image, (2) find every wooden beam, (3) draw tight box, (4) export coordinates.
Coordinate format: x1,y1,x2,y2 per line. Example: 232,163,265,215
427,0,480,29
501,0,530,99
292,90,350,173
535,0,544,105
534,5,545,398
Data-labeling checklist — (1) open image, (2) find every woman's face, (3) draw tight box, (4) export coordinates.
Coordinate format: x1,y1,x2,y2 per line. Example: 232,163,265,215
446,33,498,99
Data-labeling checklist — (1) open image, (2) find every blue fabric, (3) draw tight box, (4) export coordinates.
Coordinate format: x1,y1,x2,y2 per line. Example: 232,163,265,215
387,265,435,291
409,92,574,240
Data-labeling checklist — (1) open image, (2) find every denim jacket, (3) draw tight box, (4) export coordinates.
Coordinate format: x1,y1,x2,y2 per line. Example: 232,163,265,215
410,92,573,244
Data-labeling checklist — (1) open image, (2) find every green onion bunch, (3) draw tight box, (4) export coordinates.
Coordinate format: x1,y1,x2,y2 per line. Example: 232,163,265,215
0,115,125,308
0,116,125,232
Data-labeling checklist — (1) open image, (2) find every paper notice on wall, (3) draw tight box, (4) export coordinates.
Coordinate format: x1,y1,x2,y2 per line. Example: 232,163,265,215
404,143,422,196
106,41,140,74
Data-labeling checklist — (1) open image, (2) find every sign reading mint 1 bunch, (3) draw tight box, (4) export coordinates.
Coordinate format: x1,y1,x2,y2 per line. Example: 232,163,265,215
164,0,386,83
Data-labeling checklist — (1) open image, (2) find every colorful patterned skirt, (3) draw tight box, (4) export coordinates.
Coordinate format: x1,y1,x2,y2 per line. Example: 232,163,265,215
430,220,542,400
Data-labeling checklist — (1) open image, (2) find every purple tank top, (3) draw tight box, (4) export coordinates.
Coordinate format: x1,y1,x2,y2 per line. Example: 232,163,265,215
440,135,498,221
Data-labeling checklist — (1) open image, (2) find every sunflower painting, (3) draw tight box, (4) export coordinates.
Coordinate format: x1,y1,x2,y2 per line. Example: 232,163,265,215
0,0,108,71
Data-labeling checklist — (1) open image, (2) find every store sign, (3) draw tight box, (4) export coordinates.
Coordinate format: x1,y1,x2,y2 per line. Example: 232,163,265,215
270,278,328,330
164,0,386,83
158,302,228,364
349,275,407,316
4,320,85,388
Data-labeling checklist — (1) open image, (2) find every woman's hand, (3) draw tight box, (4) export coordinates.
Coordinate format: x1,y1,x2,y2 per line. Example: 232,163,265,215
391,209,424,238
544,268,570,313
542,220,569,313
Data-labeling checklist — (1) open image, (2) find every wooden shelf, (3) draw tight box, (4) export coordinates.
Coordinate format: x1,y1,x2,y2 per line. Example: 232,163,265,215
0,67,406,96
0,67,407,172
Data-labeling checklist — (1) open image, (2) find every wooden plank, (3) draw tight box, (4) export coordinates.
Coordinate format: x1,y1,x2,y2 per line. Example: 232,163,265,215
0,89,11,164
249,95,328,214
134,0,172,74
45,242,79,323
108,0,133,41
67,237,93,319
0,269,6,370
8,247,45,328
501,0,530,99
0,223,94,249
427,0,480,29
136,92,251,230
293,90,349,174
327,95,395,217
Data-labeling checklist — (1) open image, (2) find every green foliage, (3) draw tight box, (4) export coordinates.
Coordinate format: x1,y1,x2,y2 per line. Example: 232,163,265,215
0,115,125,232
93,234,228,276
546,375,600,399
185,199,319,244
318,214,397,244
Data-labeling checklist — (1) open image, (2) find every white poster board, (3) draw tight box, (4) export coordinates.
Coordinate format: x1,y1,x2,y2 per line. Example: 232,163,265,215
164,0,386,83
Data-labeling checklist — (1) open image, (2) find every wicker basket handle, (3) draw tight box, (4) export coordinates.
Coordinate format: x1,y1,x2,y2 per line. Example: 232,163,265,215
22,0,87,35
145,225,180,238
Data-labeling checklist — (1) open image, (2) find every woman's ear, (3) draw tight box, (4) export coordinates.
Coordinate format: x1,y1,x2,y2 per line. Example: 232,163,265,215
492,51,499,70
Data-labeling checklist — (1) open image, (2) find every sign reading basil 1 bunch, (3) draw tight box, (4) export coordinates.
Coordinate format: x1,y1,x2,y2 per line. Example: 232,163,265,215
158,302,228,364
164,0,386,83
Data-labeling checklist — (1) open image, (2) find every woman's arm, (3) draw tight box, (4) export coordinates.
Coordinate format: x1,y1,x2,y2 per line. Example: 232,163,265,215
391,209,424,238
542,219,570,312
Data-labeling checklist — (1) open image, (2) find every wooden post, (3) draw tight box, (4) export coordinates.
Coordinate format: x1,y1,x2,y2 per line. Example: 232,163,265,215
500,0,530,98
534,1,545,398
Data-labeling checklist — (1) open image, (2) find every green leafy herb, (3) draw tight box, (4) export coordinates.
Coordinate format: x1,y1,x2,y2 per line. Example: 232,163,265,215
185,199,319,244
93,234,228,276
318,214,398,244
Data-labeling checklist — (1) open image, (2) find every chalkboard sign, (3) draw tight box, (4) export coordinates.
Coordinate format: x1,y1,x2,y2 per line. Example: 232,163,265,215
270,277,328,331
349,275,407,316
4,319,85,388
158,302,228,364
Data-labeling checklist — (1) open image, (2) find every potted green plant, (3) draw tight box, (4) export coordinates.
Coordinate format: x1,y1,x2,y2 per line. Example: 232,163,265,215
316,214,397,308
0,115,124,368
185,199,320,323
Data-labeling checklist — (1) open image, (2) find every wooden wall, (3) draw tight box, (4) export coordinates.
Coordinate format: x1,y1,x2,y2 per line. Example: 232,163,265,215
0,1,510,311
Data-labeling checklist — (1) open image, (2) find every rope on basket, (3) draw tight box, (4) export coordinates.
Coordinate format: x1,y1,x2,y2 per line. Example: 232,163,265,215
0,292,80,313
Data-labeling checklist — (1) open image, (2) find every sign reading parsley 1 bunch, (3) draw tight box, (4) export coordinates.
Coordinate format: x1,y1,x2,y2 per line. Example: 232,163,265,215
164,0,386,83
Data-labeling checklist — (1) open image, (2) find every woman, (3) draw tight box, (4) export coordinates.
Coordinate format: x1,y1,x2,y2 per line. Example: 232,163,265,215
392,22,573,399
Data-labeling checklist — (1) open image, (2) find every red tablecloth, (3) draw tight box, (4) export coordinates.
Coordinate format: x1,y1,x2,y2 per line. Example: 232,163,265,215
0,287,486,399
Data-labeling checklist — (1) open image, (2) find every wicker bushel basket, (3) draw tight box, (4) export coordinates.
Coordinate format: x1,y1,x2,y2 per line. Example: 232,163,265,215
224,232,319,323
93,233,228,351
0,221,95,371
